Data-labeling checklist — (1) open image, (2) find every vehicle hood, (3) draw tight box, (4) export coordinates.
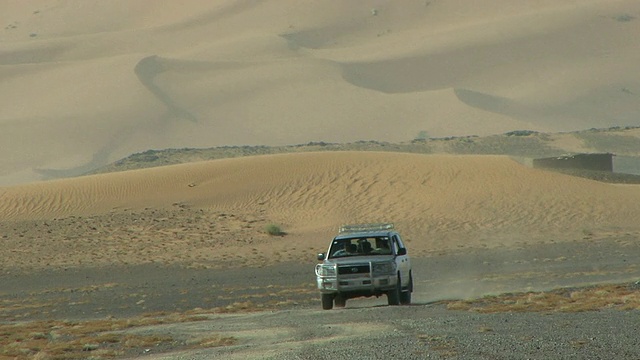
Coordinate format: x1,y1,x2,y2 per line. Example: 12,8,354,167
324,255,395,265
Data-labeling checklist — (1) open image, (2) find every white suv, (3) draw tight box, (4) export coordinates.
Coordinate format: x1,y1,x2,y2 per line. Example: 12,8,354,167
315,223,413,310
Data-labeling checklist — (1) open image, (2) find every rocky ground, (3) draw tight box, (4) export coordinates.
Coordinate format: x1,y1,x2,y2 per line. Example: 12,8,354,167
2,239,640,359
138,302,640,360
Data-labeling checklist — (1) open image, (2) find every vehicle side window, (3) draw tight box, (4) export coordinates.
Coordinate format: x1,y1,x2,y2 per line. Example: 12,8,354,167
391,234,407,255
392,236,401,255
395,234,406,250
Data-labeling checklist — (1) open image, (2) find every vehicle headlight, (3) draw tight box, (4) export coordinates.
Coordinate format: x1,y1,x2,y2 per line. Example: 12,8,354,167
372,261,396,275
316,264,336,277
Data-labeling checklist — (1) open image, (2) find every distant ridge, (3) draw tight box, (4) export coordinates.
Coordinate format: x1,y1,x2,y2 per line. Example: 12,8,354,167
89,126,640,183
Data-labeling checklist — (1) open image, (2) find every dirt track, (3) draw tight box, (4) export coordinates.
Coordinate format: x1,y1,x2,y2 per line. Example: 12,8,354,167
2,239,640,358
3,239,638,319
137,303,639,360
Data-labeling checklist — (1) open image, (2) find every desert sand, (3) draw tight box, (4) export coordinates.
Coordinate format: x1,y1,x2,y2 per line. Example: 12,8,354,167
2,0,640,185
2,151,640,271
2,152,640,358
3,2,640,357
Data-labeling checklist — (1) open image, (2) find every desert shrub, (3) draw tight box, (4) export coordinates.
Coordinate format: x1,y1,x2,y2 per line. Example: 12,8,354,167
265,224,284,236
504,130,538,137
448,135,557,157
127,150,161,163
615,14,635,22
414,130,430,141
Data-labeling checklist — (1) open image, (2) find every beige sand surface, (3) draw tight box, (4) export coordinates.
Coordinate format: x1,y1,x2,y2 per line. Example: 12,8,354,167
2,0,640,185
2,152,640,270
2,151,640,359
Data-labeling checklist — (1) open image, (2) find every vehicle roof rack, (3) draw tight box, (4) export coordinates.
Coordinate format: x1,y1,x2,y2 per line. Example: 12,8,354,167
338,223,394,234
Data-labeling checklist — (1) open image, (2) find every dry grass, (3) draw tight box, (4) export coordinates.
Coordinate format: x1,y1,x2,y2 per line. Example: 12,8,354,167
0,286,314,360
446,283,640,313
0,313,234,359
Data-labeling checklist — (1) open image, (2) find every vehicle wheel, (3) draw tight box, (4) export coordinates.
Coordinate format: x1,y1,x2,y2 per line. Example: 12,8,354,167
334,295,347,308
400,273,413,305
387,276,401,306
321,294,334,310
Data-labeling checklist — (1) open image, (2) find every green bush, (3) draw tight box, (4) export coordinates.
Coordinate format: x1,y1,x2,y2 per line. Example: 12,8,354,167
265,224,284,236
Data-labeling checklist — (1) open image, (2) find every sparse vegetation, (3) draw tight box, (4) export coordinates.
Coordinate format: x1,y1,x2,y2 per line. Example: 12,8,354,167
448,133,557,157
575,131,640,156
414,130,430,141
445,283,640,313
504,130,538,137
2,279,636,358
88,126,640,176
265,223,284,236
0,314,233,359
0,283,320,359
129,150,160,162
614,14,635,22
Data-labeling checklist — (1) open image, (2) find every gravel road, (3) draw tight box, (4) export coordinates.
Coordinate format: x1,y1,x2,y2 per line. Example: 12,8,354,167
133,304,640,359
2,239,640,359
3,239,638,321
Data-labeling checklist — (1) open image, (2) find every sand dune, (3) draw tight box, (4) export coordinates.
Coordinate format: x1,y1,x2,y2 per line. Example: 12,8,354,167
2,0,640,185
2,152,640,260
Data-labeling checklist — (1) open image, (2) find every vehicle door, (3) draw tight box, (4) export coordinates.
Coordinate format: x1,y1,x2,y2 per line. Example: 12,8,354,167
392,234,410,282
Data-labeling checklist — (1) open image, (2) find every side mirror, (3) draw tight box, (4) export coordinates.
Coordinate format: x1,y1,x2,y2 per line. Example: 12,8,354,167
396,248,407,256
317,253,326,261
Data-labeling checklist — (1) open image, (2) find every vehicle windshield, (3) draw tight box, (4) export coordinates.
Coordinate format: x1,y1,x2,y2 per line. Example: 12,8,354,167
328,236,393,259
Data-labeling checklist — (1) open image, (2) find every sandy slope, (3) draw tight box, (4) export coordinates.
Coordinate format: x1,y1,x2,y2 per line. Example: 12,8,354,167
2,0,640,185
2,152,640,270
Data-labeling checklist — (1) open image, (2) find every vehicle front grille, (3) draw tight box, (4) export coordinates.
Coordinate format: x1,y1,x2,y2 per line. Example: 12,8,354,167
337,264,370,275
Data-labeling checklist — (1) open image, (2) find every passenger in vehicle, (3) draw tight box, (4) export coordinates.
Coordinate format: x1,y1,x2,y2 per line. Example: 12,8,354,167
375,238,392,254
361,241,372,254
346,243,357,254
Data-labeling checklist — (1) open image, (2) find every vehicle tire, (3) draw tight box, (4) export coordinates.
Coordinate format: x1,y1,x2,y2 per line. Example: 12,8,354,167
400,273,413,305
334,295,347,308
321,294,334,310
387,276,401,306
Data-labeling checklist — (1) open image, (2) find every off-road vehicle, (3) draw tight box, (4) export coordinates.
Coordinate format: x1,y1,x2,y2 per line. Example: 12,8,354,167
315,223,413,310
